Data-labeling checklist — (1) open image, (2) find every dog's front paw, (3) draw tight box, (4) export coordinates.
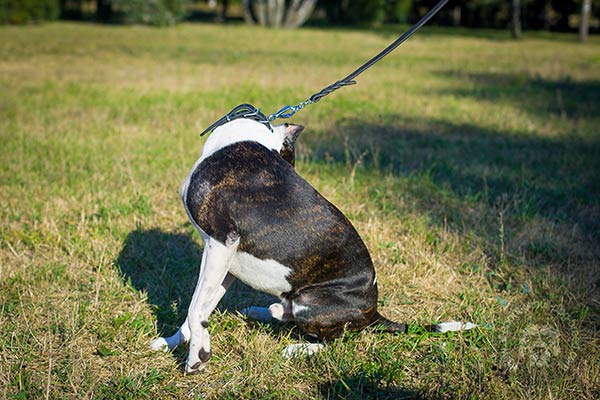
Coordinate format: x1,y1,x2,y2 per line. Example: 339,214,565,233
185,348,211,374
150,337,170,352
185,360,207,374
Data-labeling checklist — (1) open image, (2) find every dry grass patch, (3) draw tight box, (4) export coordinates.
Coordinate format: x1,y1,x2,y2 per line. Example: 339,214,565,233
1,22,599,399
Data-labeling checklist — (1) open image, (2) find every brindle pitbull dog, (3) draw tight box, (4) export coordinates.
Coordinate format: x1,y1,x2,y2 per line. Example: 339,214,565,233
150,118,473,373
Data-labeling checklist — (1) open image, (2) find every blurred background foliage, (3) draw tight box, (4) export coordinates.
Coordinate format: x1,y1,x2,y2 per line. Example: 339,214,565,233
1,0,598,36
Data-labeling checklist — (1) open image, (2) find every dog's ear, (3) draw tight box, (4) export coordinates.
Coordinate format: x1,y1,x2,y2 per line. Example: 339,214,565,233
280,124,303,167
283,123,304,144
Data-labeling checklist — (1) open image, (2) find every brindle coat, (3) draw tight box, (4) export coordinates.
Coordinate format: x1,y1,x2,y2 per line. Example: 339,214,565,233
185,140,405,339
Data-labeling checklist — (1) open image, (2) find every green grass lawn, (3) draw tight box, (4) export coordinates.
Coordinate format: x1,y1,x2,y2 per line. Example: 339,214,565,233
1,22,599,399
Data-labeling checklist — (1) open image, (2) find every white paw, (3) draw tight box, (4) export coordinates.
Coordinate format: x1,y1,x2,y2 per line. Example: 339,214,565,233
435,321,477,333
150,337,170,352
269,303,285,320
185,348,211,374
281,343,324,358
269,303,293,321
185,360,207,374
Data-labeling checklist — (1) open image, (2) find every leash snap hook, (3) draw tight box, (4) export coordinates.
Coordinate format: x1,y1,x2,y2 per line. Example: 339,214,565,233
268,105,296,121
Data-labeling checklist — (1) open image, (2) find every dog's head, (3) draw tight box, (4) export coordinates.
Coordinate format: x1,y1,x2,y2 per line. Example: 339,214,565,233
273,123,304,167
200,119,304,167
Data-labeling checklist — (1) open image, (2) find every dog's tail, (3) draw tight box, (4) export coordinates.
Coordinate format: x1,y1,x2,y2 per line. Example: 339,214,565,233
375,313,477,334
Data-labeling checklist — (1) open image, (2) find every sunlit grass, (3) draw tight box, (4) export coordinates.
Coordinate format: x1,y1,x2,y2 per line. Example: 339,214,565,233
1,22,599,399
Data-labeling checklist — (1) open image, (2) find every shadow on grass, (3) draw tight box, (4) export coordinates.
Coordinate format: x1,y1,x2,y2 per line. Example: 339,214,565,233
116,228,278,335
305,114,600,237
300,73,600,311
319,375,420,400
303,69,600,234
319,375,419,400
436,71,600,120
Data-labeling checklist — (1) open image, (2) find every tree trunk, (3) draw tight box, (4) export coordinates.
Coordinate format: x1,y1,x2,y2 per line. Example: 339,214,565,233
268,0,286,28
511,0,522,39
243,0,316,28
451,5,461,27
255,0,267,26
579,0,591,42
284,0,317,28
242,0,256,24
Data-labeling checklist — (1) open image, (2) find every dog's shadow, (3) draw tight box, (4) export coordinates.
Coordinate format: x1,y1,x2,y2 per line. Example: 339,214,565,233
320,376,419,400
116,227,280,336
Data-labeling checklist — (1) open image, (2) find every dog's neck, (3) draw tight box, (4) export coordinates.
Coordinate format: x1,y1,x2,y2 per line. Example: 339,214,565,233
199,119,285,164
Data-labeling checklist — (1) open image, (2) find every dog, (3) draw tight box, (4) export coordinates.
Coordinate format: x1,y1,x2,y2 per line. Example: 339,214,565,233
150,117,474,373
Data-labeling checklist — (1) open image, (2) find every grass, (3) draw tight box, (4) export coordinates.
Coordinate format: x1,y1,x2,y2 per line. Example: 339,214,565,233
0,21,599,399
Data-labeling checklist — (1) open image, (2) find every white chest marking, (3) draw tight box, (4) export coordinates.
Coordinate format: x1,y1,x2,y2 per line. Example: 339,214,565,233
229,251,292,297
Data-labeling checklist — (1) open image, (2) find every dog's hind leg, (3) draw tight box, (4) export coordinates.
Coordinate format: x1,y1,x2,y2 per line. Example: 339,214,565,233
291,286,379,341
241,301,293,323
150,273,235,353
240,300,294,323
241,301,325,358
269,301,293,321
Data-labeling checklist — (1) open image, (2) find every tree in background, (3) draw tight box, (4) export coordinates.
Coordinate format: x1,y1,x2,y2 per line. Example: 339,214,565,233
386,0,413,24
96,0,111,21
242,0,317,28
1,0,598,38
208,0,229,22
580,0,592,41
541,0,552,30
553,0,579,31
110,0,189,25
321,0,386,26
511,0,522,38
0,0,59,24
